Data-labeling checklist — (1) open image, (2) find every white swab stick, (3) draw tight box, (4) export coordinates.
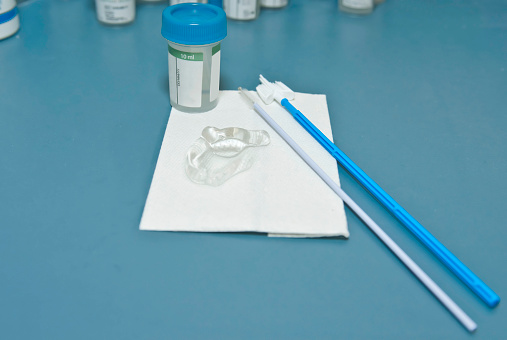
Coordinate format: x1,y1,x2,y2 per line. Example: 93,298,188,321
238,88,477,332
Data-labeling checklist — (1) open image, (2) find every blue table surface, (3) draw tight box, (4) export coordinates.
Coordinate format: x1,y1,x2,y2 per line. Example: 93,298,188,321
1,0,506,338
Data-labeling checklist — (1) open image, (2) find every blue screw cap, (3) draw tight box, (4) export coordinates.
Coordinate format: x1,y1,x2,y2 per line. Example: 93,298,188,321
162,3,227,46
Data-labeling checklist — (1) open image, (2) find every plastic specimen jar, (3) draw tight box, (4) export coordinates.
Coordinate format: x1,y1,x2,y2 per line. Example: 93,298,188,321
169,0,206,5
261,0,288,9
95,0,136,25
0,0,20,40
339,0,373,15
162,4,227,113
223,0,260,21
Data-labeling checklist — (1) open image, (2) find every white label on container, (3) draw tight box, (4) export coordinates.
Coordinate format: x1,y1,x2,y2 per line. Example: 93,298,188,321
224,0,258,20
342,0,372,9
210,44,221,102
169,46,203,108
261,0,288,7
95,0,135,24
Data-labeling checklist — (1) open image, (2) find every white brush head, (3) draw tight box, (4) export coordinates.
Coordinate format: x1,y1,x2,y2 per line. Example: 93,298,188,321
257,74,295,104
256,84,275,104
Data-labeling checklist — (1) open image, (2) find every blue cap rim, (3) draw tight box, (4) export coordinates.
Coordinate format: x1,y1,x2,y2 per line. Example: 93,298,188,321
161,3,227,46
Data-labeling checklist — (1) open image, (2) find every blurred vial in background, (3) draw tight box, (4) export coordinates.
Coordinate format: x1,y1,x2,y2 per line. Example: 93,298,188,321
169,0,206,5
223,0,260,20
261,0,288,9
339,0,373,15
0,0,20,40
95,0,135,25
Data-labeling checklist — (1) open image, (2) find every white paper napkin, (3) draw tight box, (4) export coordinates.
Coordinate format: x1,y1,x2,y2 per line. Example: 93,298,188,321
140,90,349,238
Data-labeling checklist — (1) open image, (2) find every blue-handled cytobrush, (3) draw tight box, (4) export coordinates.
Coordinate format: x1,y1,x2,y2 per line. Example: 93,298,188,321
256,75,499,308
238,87,476,332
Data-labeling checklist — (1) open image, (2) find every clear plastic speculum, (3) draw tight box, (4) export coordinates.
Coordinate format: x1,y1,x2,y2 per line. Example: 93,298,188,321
185,126,270,186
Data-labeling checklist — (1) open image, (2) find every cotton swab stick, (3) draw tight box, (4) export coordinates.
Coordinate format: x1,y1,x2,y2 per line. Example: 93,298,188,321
238,87,477,332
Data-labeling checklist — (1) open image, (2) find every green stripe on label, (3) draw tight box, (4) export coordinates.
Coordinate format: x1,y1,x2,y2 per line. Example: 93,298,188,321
212,44,221,56
169,46,203,61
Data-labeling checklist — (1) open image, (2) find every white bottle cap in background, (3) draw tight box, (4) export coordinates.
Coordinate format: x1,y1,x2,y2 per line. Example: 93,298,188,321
0,0,20,40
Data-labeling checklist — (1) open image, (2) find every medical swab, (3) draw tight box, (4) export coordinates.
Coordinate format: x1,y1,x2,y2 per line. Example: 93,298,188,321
256,75,500,308
238,87,477,332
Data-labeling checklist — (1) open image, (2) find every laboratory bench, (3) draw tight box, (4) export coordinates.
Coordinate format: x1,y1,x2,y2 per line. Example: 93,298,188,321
1,0,506,339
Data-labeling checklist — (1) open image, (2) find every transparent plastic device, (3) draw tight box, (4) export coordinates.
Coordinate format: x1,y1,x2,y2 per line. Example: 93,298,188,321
186,127,270,186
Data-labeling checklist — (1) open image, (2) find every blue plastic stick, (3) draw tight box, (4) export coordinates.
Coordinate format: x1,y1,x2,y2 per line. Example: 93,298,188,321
240,88,477,332
280,98,500,308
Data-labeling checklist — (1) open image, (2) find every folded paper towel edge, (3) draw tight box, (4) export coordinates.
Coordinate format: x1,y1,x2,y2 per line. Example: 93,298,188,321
139,226,349,239
139,90,349,239
268,232,349,238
